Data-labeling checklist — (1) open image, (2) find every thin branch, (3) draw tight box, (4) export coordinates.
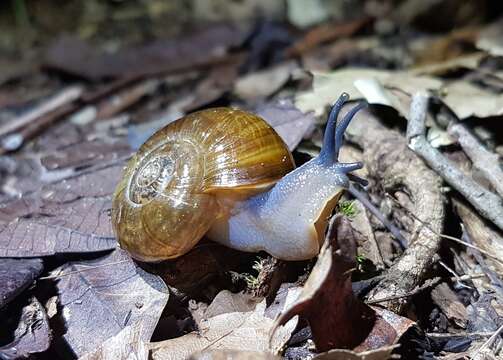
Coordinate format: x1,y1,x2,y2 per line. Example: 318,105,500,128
386,194,503,266
470,323,503,358
39,259,130,280
348,183,408,248
0,86,83,137
366,277,441,304
448,122,503,199
406,92,503,232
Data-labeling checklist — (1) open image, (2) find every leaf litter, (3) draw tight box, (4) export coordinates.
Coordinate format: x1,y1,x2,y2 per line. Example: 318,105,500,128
1,2,503,359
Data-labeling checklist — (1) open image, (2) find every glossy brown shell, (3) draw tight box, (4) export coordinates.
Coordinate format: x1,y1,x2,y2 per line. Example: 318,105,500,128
112,108,295,262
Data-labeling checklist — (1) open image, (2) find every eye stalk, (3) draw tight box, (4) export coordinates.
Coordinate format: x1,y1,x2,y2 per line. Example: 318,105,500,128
318,93,369,188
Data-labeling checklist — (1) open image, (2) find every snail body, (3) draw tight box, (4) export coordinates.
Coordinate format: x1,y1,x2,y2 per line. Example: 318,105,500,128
112,94,366,262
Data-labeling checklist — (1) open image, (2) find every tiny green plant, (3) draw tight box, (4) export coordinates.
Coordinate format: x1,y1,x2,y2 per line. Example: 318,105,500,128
356,254,368,273
243,273,260,290
229,258,265,290
339,200,358,218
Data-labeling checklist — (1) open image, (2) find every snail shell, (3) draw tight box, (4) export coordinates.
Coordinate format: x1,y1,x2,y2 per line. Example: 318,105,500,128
112,108,294,262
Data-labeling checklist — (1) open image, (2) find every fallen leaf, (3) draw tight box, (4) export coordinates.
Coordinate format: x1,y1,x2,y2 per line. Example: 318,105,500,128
295,68,441,116
52,249,168,357
79,323,149,360
195,290,259,320
411,53,484,76
271,216,414,352
0,164,122,257
189,349,280,360
286,18,370,56
149,287,301,359
431,283,468,328
233,61,297,101
0,258,43,308
297,67,503,120
427,124,456,148
313,345,398,360
184,60,243,112
255,99,316,151
40,139,131,171
44,24,247,81
440,80,503,118
412,28,479,66
0,297,52,358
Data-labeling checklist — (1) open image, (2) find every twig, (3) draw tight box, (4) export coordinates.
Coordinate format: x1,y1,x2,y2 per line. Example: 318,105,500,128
0,85,83,137
427,332,495,338
366,277,442,304
39,259,130,280
348,183,407,248
345,105,444,313
386,193,503,266
0,102,79,153
470,323,503,358
95,79,160,120
438,260,474,290
462,230,503,297
406,92,503,231
448,122,503,199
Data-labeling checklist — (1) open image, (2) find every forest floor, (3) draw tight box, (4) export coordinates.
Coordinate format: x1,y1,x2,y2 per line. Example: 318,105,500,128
0,1,502,359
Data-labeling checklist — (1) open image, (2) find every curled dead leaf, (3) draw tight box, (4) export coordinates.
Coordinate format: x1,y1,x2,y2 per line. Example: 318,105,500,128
271,216,414,353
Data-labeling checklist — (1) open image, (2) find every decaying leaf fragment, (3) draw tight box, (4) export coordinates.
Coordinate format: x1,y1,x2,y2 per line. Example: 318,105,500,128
149,286,301,359
271,216,414,353
189,349,280,360
0,164,122,257
313,345,398,360
255,99,316,151
52,249,168,357
0,258,43,308
296,67,503,121
79,324,149,360
0,297,52,358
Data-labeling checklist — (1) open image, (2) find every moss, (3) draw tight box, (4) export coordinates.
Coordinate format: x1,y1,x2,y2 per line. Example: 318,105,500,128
338,200,358,218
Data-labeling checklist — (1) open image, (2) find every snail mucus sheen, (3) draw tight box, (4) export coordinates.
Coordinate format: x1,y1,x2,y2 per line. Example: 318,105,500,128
112,93,367,262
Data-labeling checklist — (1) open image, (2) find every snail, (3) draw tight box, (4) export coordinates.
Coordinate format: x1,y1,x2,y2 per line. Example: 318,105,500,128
112,93,367,262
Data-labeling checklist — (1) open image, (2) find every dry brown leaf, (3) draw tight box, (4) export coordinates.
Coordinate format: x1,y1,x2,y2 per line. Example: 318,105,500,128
411,53,484,76
189,349,280,360
44,24,247,80
0,297,52,358
439,80,503,118
255,99,316,151
431,283,468,328
297,68,503,120
53,249,168,357
313,345,398,360
0,258,43,308
0,164,122,257
79,324,149,360
295,68,441,117
271,216,414,352
233,61,297,101
149,287,300,359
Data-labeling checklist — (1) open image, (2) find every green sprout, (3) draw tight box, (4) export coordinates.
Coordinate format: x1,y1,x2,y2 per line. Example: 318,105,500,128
339,200,358,218
355,255,367,273
243,273,260,290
